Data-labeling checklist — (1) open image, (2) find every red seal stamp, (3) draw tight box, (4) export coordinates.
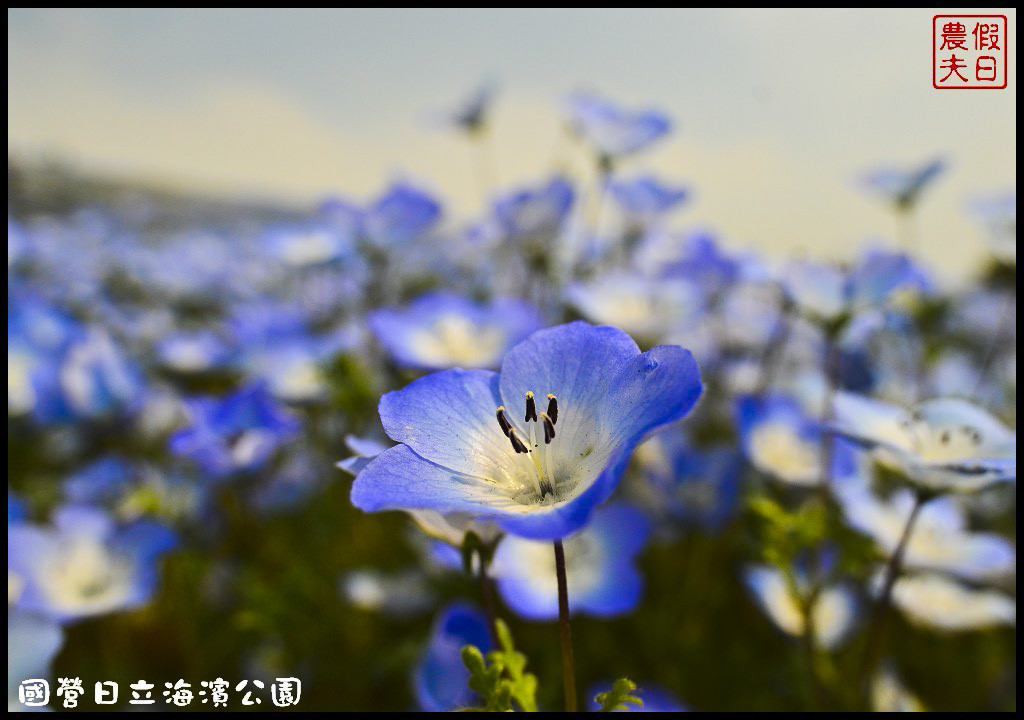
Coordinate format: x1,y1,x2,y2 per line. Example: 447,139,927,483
934,15,1007,89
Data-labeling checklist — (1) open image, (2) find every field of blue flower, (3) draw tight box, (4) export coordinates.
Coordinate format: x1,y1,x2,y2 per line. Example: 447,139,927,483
8,89,1016,712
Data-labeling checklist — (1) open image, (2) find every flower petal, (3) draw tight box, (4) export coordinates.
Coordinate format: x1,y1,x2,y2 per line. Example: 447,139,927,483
605,344,703,447
378,368,515,480
350,444,518,516
831,391,914,453
499,321,640,431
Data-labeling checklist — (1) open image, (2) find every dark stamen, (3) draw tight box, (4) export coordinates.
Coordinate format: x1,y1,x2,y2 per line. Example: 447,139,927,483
962,426,982,445
496,406,512,437
525,391,538,423
546,394,558,425
542,412,556,444
508,428,529,454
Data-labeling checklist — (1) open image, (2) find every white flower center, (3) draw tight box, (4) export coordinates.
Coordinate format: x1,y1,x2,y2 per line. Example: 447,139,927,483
748,421,821,485
902,414,985,464
409,315,506,367
39,539,134,616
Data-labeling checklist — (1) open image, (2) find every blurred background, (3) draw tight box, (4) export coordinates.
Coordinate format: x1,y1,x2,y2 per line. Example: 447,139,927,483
8,8,1017,713
8,8,1017,280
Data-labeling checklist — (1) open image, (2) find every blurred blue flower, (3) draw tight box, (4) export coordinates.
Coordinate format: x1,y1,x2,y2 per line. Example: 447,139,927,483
57,328,144,420
264,223,355,269
8,505,177,624
493,177,574,240
491,503,651,619
8,612,64,712
413,604,492,712
8,297,80,422
831,392,1016,493
862,158,945,211
8,493,27,522
156,332,234,375
782,250,928,322
64,457,135,505
838,482,1014,581
564,92,671,161
351,322,702,540
361,182,443,249
170,384,300,478
887,572,1015,631
370,292,543,371
744,565,858,650
567,271,706,349
609,176,689,220
633,430,741,532
736,395,855,486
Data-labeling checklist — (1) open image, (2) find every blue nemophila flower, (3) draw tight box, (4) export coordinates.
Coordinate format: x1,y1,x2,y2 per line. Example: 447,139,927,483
156,332,233,375
781,250,928,323
170,384,300,478
351,322,702,540
361,181,443,249
8,612,64,711
64,457,135,505
609,176,689,220
736,395,855,486
413,604,492,712
493,177,574,240
566,271,706,350
838,482,1014,581
862,158,945,211
369,292,543,371
58,327,144,420
632,430,741,532
491,503,651,619
264,222,355,269
831,392,1016,493
564,92,671,160
744,565,858,651
8,296,80,422
340,436,506,548
887,572,1015,631
8,505,177,624
8,493,27,522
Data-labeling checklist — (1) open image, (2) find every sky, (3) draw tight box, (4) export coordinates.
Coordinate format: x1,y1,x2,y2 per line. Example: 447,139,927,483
7,8,1017,284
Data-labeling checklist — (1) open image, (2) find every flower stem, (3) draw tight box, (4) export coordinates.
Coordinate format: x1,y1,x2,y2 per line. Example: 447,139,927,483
553,540,577,712
858,490,928,698
477,559,499,649
895,207,917,254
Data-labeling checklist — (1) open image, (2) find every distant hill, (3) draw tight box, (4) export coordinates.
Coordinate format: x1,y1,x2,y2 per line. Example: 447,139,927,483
8,158,307,231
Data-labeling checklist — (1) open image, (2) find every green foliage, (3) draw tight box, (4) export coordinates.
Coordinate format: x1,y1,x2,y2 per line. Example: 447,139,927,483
748,494,827,569
595,677,644,712
461,619,538,712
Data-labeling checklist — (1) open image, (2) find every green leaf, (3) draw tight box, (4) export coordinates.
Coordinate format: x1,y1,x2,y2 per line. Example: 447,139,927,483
596,677,644,712
460,619,538,712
